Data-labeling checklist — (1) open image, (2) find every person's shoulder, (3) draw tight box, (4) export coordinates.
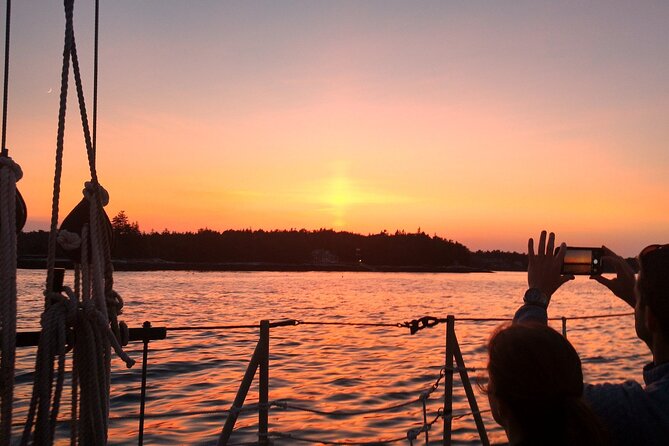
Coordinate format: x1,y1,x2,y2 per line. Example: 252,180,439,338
584,379,646,445
585,369,669,446
584,378,646,421
512,303,547,324
585,379,644,403
644,361,669,387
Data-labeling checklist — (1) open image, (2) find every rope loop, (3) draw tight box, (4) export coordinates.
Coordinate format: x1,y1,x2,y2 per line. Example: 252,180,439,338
57,229,81,251
107,289,124,315
78,299,135,368
42,290,70,312
82,181,108,206
0,153,21,180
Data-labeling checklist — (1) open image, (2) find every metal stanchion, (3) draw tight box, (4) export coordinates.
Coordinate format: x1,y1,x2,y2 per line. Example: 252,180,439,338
452,326,489,445
562,316,567,338
443,315,455,445
138,321,151,446
259,320,269,445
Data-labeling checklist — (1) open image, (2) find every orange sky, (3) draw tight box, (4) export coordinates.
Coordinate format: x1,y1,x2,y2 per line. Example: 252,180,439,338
4,1,669,256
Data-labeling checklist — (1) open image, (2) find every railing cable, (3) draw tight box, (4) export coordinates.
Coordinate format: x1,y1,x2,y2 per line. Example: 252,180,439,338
269,431,408,445
273,399,418,417
268,408,490,446
297,320,405,328
125,311,636,335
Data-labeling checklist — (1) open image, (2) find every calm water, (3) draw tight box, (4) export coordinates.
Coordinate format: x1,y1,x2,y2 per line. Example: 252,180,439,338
13,270,645,445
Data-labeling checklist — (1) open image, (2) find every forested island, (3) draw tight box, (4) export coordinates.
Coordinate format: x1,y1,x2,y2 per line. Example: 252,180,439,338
17,211,528,272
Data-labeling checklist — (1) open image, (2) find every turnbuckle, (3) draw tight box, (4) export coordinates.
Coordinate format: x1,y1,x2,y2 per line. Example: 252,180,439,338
404,316,442,335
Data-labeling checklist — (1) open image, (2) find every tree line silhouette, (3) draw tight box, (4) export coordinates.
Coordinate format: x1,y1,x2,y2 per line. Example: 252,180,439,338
16,211,532,270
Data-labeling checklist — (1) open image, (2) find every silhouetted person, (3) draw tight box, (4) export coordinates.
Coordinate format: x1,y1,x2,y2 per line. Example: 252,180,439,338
486,323,609,445
515,231,669,445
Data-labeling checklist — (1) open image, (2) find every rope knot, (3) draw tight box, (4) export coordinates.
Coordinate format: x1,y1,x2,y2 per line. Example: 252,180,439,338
0,154,23,180
43,291,66,308
57,229,82,251
83,181,109,206
80,298,101,321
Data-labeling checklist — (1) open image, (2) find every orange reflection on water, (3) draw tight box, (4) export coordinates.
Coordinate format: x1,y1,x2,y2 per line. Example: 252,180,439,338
13,270,645,445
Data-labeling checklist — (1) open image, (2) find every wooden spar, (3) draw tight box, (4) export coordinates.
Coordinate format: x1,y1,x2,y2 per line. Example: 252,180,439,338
452,326,489,445
218,330,263,445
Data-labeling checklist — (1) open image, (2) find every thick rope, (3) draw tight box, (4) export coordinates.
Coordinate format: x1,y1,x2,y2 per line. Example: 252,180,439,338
92,0,99,157
23,1,133,444
70,267,80,446
20,292,75,445
68,0,122,351
1,0,11,155
21,0,75,441
0,156,21,446
45,0,74,297
73,217,133,445
0,6,15,440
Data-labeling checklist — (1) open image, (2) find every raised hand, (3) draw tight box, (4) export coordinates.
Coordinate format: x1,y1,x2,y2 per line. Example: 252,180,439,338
590,246,636,308
527,230,574,300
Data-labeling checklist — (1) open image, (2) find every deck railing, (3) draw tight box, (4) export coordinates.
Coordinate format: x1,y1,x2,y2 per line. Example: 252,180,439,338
12,310,634,445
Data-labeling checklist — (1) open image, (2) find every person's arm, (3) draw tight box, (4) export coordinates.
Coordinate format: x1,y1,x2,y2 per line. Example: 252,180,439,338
589,246,636,308
514,230,574,324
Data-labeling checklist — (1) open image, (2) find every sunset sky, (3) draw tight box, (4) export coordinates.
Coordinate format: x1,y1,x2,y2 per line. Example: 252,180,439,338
4,1,668,255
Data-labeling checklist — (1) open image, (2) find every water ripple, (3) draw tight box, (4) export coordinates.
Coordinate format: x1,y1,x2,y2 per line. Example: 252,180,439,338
13,270,646,445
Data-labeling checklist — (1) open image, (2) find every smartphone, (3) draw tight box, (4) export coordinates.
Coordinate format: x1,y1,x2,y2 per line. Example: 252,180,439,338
555,246,604,275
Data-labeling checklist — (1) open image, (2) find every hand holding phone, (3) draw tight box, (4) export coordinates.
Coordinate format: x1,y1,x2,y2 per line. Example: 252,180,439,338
557,247,604,275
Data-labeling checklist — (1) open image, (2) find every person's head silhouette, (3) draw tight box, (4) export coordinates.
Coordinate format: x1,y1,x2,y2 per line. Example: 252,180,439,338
486,323,608,445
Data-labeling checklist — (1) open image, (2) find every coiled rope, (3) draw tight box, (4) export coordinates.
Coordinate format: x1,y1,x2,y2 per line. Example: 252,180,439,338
0,0,19,444
0,153,21,445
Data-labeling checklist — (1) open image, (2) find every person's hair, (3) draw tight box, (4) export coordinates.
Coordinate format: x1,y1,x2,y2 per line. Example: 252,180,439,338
486,323,608,446
638,245,669,339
